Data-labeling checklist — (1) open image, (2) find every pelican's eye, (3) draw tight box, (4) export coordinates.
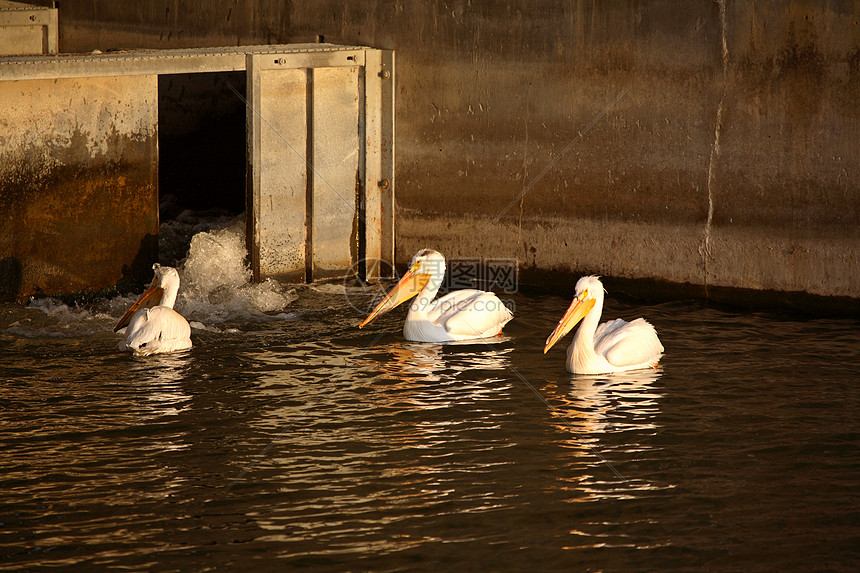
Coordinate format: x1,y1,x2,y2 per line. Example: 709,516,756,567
580,289,588,300
412,260,422,272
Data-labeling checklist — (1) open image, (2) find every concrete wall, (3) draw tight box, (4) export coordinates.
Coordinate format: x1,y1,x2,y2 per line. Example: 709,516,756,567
0,75,158,300
0,1,58,56
48,2,860,304
0,45,392,302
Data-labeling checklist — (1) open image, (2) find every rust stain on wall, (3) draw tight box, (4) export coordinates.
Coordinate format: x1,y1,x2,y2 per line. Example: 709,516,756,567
0,75,158,301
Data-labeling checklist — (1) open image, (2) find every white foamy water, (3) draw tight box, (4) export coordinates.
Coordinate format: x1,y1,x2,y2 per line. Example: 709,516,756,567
177,220,297,322
3,297,116,338
7,216,297,337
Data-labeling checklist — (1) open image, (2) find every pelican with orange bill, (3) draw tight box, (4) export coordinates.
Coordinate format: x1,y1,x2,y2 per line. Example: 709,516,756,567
114,264,192,356
544,275,663,374
359,249,513,343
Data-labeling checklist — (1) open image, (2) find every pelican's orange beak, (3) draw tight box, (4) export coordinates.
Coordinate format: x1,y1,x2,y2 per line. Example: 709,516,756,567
358,262,431,329
543,293,596,354
113,281,164,332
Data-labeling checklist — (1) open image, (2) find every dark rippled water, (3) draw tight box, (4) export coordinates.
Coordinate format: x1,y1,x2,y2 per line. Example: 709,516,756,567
1,285,858,571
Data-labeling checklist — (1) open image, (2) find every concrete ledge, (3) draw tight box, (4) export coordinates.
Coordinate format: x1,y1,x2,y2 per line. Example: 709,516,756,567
0,43,366,79
397,212,860,305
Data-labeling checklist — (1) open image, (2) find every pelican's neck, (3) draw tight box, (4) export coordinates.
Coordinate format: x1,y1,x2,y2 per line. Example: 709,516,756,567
409,265,444,316
571,292,604,360
159,281,179,309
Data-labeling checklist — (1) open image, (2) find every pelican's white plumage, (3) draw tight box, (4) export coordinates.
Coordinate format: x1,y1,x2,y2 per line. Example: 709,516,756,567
114,264,192,356
544,276,663,374
359,249,513,342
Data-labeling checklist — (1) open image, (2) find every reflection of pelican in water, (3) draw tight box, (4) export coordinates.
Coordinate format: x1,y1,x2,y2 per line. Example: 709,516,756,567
546,367,666,499
379,342,515,407
127,354,193,424
560,368,663,435
387,343,447,382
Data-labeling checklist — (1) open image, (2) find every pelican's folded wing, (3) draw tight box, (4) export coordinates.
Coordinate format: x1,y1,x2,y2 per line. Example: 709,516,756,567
124,307,192,355
431,290,513,339
597,318,663,368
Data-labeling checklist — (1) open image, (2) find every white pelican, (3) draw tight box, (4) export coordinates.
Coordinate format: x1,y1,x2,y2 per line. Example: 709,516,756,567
543,276,663,374
114,264,192,356
359,249,513,342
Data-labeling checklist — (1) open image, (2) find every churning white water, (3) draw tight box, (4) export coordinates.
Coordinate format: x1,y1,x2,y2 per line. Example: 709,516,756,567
16,215,297,337
178,219,297,323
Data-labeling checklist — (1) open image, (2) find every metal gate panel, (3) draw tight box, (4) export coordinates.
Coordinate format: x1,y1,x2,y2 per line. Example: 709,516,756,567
310,65,360,278
362,50,395,279
0,2,58,56
247,57,309,281
246,47,394,283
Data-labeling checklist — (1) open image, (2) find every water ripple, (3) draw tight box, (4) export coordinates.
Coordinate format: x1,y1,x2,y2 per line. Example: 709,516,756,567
1,291,858,571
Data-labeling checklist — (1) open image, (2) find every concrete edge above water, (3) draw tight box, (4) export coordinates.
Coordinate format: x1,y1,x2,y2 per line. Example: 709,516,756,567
396,213,860,318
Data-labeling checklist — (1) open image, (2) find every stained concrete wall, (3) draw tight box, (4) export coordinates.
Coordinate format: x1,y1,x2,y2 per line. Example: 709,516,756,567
0,75,158,300
0,45,392,301
44,2,860,305
0,1,58,56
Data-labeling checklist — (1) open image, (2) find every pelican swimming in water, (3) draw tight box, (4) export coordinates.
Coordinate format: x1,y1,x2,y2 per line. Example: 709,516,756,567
543,275,663,374
114,264,192,356
359,249,513,342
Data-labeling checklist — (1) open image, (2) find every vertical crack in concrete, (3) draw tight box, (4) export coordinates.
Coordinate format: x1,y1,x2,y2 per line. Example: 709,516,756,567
703,0,729,298
517,113,529,254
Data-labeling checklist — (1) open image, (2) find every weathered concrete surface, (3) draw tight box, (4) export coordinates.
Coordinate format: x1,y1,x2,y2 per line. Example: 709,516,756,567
0,44,392,298
0,1,58,56
385,1,859,303
44,1,860,304
0,75,158,301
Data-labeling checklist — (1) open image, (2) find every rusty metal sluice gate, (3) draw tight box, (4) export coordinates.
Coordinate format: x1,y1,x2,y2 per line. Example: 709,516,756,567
0,44,394,301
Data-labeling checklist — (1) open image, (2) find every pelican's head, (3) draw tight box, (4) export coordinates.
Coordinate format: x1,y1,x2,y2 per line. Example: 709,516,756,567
114,264,182,333
409,249,446,280
543,275,604,354
358,249,446,329
151,263,181,290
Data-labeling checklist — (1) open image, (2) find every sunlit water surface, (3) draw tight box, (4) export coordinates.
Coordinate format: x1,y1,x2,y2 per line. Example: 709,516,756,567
1,222,858,571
